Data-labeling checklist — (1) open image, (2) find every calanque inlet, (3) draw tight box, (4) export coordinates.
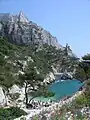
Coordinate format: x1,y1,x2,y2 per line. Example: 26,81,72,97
0,12,90,120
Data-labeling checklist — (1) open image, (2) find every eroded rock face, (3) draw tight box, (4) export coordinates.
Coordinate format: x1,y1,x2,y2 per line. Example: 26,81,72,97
0,87,6,106
0,11,62,49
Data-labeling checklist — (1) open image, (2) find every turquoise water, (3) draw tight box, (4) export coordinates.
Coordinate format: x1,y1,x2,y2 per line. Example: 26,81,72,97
49,80,83,101
34,80,83,102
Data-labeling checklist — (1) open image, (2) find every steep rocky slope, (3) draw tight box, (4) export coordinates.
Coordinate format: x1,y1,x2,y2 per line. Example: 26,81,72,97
0,11,77,57
0,12,79,108
0,12,80,78
0,11,62,49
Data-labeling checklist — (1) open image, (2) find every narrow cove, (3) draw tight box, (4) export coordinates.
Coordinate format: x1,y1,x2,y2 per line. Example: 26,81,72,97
33,80,84,102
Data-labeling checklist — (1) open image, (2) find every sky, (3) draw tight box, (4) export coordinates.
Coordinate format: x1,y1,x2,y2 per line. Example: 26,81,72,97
0,0,90,57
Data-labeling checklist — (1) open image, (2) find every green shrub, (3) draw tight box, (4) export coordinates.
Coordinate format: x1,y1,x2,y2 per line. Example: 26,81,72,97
0,107,27,120
72,94,89,109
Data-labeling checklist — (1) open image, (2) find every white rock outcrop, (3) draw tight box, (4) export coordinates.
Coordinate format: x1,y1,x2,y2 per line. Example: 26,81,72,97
9,85,25,105
0,12,63,48
9,84,21,94
18,11,29,23
44,72,55,84
0,87,6,106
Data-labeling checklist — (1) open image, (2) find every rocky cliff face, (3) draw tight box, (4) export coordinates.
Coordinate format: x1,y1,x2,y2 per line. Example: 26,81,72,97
0,11,62,49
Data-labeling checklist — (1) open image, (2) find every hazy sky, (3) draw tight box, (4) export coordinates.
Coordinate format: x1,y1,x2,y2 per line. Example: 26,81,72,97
0,0,90,57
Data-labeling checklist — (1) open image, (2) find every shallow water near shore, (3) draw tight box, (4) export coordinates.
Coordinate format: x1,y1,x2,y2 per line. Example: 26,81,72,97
33,79,83,102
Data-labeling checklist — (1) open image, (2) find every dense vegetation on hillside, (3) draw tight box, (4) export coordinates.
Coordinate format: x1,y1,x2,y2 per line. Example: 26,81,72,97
0,107,27,120
0,37,55,106
0,37,78,107
0,36,77,86
75,54,90,81
0,36,90,119
74,54,90,105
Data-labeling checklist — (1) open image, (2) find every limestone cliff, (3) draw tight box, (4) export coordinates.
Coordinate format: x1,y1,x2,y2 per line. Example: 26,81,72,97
0,11,62,49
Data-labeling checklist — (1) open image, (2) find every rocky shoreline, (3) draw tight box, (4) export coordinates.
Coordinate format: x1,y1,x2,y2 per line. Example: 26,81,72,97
0,72,84,120
14,90,83,120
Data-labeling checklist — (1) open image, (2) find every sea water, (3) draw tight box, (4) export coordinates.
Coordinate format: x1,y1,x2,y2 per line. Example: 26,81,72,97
33,80,83,102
